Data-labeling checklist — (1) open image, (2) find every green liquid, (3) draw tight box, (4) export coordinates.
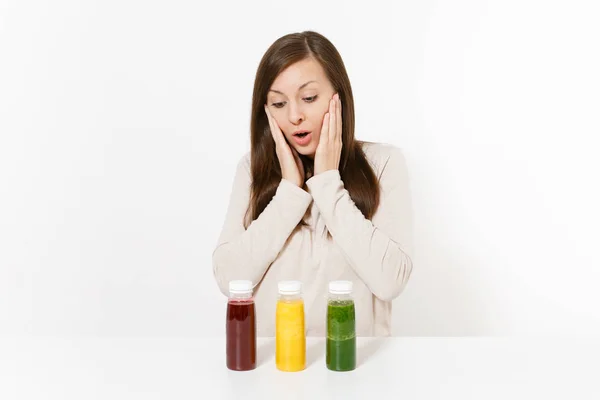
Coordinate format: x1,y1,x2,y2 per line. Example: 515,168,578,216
326,300,356,371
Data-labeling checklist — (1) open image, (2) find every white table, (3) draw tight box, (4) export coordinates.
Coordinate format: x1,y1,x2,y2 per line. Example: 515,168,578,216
1,336,598,399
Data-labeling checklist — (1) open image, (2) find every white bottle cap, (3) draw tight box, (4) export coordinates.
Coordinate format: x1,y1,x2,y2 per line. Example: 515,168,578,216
329,280,353,294
229,280,253,294
278,280,302,295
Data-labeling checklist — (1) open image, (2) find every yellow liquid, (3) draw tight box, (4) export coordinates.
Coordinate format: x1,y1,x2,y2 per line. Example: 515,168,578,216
275,299,306,372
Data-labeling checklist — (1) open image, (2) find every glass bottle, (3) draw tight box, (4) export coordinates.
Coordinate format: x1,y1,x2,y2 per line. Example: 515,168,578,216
226,280,256,371
275,280,306,371
326,280,356,371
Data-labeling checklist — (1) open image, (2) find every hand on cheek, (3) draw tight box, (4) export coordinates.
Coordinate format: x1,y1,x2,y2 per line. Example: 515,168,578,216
314,93,342,176
265,105,305,187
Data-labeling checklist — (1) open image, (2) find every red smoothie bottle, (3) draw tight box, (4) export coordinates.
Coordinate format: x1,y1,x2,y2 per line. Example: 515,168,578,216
226,280,256,371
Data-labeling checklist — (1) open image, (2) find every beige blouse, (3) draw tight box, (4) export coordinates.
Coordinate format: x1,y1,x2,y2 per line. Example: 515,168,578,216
212,141,413,336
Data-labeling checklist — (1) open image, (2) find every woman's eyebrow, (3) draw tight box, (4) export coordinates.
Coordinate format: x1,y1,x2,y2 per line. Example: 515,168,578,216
269,80,318,95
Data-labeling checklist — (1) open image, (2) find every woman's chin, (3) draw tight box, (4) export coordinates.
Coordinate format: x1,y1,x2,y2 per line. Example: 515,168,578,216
296,147,316,158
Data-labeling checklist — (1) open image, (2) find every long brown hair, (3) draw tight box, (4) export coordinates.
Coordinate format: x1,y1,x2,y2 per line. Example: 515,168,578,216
244,31,380,229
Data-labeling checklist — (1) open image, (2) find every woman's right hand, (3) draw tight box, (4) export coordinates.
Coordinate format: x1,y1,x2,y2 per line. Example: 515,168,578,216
264,105,305,187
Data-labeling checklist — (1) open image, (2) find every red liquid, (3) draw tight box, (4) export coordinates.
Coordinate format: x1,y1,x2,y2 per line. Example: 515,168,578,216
226,299,256,371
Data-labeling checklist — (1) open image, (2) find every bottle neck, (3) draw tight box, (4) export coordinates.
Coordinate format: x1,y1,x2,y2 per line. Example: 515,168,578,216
278,292,302,302
229,291,253,301
328,292,353,302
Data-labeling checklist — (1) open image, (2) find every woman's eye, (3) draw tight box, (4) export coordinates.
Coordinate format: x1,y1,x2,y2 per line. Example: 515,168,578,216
270,96,317,108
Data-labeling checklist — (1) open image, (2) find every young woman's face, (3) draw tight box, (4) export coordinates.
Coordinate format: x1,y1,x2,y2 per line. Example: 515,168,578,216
266,58,336,158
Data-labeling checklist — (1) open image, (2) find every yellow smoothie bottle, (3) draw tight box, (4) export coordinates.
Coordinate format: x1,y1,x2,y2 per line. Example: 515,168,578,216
275,280,306,372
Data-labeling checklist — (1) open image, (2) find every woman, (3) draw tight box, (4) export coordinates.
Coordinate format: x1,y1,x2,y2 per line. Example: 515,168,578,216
212,31,413,337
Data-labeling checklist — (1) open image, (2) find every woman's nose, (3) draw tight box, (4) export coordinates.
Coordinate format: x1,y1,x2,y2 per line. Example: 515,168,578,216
287,103,305,125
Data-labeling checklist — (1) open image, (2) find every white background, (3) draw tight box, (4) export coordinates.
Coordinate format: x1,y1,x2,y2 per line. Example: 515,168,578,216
1,0,599,338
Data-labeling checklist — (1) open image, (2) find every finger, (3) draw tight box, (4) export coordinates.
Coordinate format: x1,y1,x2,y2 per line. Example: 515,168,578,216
329,97,336,144
264,105,283,146
336,95,342,142
320,112,330,145
264,105,275,139
322,97,334,145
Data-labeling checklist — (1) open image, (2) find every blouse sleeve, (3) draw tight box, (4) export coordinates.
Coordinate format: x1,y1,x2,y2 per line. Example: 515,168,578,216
212,154,313,295
305,146,413,301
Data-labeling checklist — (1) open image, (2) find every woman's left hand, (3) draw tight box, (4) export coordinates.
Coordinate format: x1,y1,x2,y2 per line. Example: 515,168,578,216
314,93,342,176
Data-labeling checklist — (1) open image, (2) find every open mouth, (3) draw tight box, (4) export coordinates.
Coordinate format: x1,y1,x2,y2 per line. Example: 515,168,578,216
293,131,310,138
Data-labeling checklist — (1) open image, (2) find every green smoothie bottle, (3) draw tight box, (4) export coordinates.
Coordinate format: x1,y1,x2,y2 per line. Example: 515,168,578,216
326,280,356,371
